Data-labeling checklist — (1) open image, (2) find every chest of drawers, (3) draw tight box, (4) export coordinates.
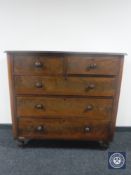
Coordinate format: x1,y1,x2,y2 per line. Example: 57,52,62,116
7,51,125,148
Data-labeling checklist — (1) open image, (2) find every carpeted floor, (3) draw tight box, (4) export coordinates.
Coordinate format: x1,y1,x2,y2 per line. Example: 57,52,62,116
0,127,131,175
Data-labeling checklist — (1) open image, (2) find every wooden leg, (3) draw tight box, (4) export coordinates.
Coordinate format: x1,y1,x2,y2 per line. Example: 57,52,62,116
99,141,109,150
16,139,29,148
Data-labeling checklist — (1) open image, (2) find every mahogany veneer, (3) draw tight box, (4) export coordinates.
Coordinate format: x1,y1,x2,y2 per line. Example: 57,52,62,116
7,51,125,148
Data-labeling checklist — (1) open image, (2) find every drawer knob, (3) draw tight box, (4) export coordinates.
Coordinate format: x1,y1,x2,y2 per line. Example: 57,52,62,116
87,63,97,70
35,104,44,109
89,84,95,89
85,84,95,91
36,125,44,132
34,61,43,68
84,105,93,112
85,127,90,132
35,82,43,88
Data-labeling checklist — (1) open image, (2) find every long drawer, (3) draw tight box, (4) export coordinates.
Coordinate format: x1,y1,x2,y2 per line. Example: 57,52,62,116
18,118,111,140
15,76,116,96
16,97,113,120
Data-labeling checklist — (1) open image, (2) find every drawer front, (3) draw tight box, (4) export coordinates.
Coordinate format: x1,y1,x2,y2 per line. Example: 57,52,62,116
67,55,120,75
13,54,63,75
16,97,113,120
15,76,116,96
18,118,111,140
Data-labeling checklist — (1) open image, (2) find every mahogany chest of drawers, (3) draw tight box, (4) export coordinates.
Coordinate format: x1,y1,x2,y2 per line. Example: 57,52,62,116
7,51,125,148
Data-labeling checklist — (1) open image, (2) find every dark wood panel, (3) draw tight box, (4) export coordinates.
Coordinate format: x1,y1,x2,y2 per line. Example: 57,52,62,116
67,55,120,75
15,76,116,96
14,54,64,75
16,97,113,120
110,57,124,140
7,54,18,138
18,118,111,140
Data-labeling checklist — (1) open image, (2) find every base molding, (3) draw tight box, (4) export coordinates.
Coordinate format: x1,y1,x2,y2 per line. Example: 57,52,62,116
0,124,131,131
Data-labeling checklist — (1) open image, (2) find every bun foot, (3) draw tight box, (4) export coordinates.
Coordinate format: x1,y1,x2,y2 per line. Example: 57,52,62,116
16,139,29,148
99,141,109,150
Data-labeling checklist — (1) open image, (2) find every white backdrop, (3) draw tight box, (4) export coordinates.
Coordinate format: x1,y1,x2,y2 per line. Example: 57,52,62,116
0,0,131,126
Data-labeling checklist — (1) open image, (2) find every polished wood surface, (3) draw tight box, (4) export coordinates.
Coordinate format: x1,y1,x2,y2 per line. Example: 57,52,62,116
15,76,116,96
7,51,124,146
14,54,64,75
18,118,111,140
17,97,113,120
7,53,18,138
67,55,120,75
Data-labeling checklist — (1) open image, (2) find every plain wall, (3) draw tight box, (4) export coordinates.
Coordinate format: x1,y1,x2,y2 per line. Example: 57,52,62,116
0,0,131,126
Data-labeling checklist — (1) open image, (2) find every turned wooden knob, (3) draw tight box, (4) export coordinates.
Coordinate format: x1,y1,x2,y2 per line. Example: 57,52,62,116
36,125,44,132
35,82,43,88
89,84,95,89
85,127,90,132
34,61,43,68
84,105,93,112
87,63,97,70
35,104,44,109
85,84,95,91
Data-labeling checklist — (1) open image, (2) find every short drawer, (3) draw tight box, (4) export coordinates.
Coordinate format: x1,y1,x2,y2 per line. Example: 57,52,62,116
16,97,113,120
15,76,116,96
13,54,63,75
18,118,111,140
67,55,120,75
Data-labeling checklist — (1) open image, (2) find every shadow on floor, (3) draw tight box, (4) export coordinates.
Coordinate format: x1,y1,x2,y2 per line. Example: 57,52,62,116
20,139,105,150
